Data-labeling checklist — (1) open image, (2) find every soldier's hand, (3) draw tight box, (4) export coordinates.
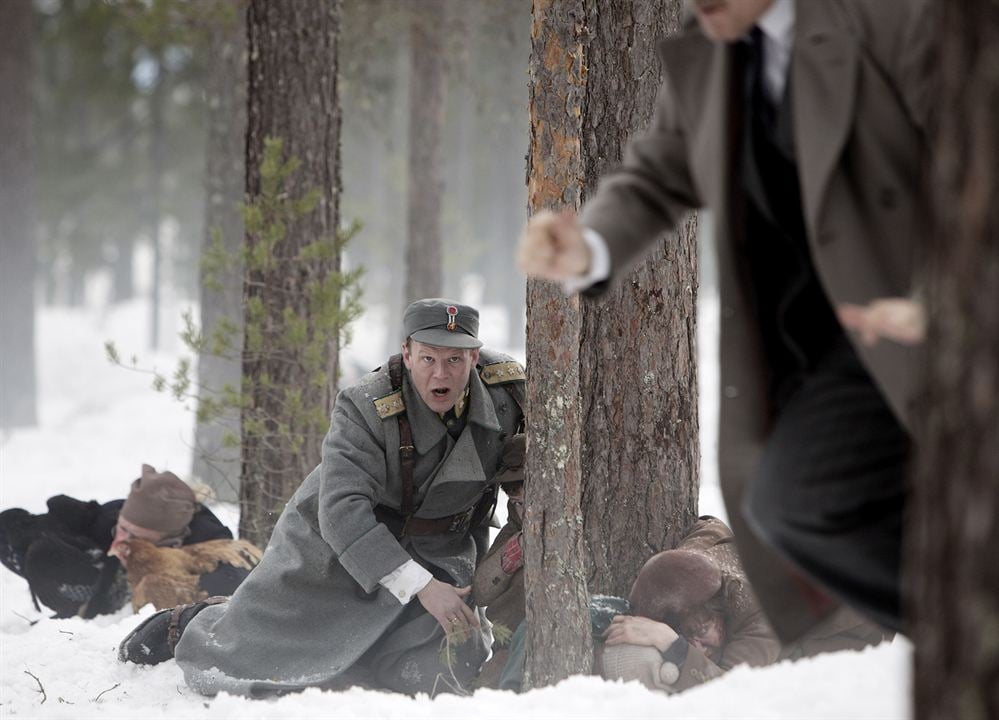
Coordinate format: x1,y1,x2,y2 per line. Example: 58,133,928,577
837,298,926,346
517,209,591,281
603,614,679,652
417,579,479,635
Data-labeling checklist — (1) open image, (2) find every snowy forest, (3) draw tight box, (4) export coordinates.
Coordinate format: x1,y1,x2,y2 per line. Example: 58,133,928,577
2,1,997,719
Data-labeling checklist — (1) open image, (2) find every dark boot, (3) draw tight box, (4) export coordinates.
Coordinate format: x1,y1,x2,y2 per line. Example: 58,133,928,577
118,596,227,665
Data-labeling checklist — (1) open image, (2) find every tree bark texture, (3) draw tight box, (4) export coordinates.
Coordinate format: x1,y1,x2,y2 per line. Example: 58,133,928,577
193,1,248,503
523,0,592,688
913,2,999,718
404,0,447,304
524,0,697,686
0,0,38,430
241,0,342,547
577,0,698,596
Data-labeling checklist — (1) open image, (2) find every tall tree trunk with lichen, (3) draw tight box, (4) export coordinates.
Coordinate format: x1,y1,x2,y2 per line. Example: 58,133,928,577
0,0,37,430
523,0,697,688
193,1,247,503
404,0,448,304
239,0,343,547
913,2,999,718
577,0,698,598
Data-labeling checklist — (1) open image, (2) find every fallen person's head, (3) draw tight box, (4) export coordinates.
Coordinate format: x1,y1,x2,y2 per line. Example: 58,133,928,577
628,548,728,660
401,298,482,414
111,464,196,565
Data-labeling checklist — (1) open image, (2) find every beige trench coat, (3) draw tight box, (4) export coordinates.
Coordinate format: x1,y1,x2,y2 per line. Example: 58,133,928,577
581,0,933,639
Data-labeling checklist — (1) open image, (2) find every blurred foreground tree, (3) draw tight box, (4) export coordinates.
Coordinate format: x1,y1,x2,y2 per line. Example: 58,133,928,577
913,1,999,718
523,0,698,688
0,0,38,430
239,0,352,547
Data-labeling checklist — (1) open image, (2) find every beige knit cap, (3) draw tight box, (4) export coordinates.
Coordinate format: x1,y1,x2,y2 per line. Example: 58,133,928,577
120,464,196,536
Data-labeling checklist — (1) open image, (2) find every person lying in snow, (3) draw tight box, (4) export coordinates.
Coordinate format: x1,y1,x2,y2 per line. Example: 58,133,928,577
600,516,892,692
0,464,240,618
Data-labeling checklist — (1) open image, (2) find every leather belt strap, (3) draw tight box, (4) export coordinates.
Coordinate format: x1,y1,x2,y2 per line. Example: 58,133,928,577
167,595,227,654
380,353,478,539
388,354,415,517
373,505,475,538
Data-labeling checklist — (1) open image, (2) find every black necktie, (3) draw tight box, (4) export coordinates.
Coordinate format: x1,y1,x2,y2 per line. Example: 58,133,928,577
747,25,777,138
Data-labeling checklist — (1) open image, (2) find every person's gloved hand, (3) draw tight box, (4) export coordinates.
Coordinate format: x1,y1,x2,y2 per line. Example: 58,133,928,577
500,531,524,574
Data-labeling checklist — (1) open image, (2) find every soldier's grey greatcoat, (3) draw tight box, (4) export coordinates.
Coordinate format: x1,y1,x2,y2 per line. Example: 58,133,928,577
174,350,524,697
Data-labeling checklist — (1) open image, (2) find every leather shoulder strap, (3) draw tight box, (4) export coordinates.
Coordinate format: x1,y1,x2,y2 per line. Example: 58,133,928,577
387,354,415,517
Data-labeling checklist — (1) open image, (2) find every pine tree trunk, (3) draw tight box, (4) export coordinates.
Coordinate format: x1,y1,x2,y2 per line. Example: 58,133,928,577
523,0,591,688
240,0,342,547
404,0,447,304
193,1,247,503
577,0,698,597
913,2,999,717
0,0,38,430
524,0,697,686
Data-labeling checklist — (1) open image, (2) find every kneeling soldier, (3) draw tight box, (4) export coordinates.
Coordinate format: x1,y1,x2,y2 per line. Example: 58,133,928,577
118,298,525,697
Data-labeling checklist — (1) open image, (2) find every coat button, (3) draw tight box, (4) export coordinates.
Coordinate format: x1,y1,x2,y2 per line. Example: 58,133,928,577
722,305,735,319
724,386,739,399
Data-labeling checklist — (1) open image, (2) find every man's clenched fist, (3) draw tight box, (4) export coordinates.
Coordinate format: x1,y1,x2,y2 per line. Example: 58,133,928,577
517,209,591,281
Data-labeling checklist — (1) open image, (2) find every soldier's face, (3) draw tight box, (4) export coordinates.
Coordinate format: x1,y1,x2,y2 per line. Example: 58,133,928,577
402,340,480,414
688,0,774,41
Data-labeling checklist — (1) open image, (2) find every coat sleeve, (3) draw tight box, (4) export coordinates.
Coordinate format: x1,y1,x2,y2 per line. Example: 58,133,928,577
185,506,234,543
473,521,520,606
580,73,701,284
316,390,413,593
672,610,782,692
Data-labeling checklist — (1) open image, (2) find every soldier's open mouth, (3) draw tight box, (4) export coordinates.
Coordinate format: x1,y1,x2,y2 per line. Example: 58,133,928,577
432,389,449,397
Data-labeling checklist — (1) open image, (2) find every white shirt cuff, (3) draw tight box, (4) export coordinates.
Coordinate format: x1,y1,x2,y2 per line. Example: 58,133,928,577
562,227,611,294
379,559,433,605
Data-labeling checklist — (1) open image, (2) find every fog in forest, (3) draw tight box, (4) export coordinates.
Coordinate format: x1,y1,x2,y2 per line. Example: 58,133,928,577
1,0,533,434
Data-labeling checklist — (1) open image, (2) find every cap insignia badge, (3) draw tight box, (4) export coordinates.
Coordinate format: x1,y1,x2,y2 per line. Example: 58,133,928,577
446,305,458,331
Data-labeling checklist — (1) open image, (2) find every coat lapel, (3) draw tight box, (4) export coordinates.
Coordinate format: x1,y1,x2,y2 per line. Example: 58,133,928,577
791,1,859,241
657,31,730,213
424,374,500,492
402,374,447,456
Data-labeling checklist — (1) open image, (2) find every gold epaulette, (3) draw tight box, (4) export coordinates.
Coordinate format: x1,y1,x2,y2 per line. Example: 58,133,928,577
374,390,405,419
480,360,526,385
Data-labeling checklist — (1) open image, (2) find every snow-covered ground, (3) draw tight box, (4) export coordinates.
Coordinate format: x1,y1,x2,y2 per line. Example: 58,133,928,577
0,297,911,719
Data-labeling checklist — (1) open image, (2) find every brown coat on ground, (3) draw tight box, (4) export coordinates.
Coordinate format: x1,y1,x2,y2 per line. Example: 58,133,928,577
602,517,889,693
472,504,524,689
108,538,261,611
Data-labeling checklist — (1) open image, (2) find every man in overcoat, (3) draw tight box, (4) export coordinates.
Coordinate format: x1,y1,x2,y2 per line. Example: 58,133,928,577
518,0,933,640
119,298,525,697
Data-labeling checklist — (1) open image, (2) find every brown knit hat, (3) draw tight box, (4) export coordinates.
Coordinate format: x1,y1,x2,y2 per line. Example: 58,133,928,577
628,549,723,623
495,433,526,490
120,464,196,537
